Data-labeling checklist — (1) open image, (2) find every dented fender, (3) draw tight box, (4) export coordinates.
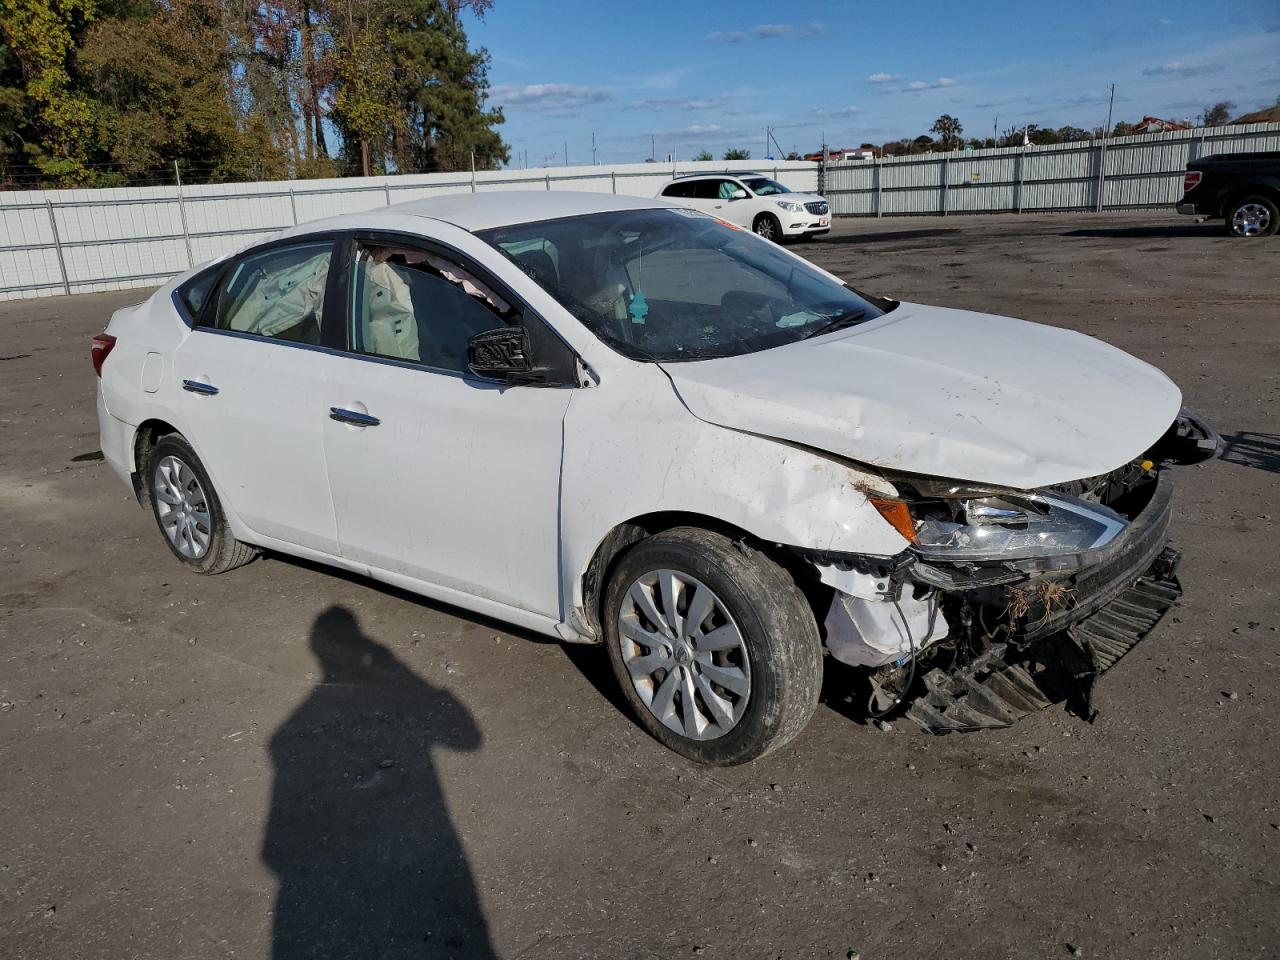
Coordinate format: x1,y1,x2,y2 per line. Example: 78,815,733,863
558,364,909,633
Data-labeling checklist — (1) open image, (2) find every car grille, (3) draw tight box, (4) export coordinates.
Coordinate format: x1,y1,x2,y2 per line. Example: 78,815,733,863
805,201,829,215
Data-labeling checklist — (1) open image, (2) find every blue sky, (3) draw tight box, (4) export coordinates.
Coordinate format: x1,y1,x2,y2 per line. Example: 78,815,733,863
467,0,1280,166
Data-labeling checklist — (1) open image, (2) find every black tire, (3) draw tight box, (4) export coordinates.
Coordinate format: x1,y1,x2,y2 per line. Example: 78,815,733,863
147,434,257,575
752,213,783,243
602,527,822,765
1225,194,1279,237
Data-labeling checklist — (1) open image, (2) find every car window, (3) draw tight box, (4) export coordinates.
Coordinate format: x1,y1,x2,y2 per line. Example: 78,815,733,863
178,268,219,321
349,243,516,373
211,241,333,344
662,182,694,198
689,179,721,200
478,209,886,362
742,177,790,196
717,180,741,201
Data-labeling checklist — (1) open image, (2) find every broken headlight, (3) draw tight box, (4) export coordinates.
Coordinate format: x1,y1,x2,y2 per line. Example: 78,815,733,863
875,491,1129,562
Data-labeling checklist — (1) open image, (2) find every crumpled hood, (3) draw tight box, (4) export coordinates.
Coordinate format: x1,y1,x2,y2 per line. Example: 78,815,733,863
661,303,1182,489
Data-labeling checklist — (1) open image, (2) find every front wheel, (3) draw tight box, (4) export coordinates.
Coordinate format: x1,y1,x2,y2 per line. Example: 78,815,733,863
1226,195,1278,237
602,528,822,765
753,213,783,243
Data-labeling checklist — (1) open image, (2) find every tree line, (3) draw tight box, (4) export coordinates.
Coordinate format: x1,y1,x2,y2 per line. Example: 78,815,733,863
0,0,508,187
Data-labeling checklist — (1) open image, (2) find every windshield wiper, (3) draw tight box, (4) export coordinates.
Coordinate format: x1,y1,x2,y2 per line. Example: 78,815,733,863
799,309,867,341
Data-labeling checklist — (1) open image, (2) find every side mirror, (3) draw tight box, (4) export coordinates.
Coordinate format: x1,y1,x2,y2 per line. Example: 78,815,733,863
467,326,533,380
731,188,749,200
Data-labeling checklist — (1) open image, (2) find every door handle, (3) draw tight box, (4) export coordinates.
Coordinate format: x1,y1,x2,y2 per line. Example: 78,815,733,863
182,379,219,396
329,407,381,427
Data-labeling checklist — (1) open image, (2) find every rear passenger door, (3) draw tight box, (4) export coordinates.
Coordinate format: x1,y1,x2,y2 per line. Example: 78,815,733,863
173,238,342,554
320,234,574,617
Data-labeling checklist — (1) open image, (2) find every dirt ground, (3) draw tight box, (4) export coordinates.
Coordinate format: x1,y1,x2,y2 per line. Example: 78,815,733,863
2,211,1277,960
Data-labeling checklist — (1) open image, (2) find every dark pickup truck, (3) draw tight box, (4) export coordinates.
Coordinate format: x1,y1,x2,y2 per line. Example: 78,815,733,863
1177,151,1280,237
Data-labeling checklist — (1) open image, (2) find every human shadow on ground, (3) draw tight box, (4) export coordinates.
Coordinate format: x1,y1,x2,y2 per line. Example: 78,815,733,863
261,605,494,959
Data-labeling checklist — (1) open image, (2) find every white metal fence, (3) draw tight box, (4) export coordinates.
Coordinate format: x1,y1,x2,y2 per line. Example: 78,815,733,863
823,123,1280,218
0,160,819,301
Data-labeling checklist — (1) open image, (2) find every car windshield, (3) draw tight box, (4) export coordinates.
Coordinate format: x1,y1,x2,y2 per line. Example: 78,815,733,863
742,177,790,196
476,209,884,362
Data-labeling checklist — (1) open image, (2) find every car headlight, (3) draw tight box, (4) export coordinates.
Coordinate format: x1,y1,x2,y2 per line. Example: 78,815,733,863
775,200,803,212
870,491,1128,561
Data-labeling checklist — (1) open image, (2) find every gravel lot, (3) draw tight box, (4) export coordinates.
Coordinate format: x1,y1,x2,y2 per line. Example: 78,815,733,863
2,211,1277,960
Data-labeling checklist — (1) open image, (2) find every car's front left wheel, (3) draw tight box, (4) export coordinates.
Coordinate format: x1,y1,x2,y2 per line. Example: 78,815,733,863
753,213,783,243
147,433,257,574
602,527,822,765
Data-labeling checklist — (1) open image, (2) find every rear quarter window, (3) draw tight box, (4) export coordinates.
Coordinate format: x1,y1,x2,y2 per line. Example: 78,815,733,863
177,269,219,321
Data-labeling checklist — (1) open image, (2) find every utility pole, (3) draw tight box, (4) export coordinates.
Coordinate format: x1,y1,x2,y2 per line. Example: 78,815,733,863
564,141,568,167
1096,83,1116,213
650,135,655,162
592,132,597,165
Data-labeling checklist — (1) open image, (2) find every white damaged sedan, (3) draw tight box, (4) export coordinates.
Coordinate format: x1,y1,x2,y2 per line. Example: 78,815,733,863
94,192,1220,764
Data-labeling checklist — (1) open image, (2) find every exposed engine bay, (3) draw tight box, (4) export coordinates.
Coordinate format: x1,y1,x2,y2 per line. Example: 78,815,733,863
803,408,1221,733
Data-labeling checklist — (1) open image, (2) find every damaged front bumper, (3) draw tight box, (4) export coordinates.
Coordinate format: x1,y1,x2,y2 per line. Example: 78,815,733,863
907,546,1180,732
810,464,1189,733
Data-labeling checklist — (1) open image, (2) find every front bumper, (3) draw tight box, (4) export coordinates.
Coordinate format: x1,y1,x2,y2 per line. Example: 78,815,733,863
906,547,1181,732
889,468,1183,732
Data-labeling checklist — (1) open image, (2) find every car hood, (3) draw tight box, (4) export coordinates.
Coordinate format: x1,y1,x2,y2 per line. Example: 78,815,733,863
660,303,1182,489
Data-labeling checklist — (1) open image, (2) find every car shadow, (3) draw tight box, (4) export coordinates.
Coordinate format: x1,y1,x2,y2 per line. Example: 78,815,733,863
1219,431,1280,475
807,227,960,245
1062,223,1224,239
261,605,495,959
262,552,559,648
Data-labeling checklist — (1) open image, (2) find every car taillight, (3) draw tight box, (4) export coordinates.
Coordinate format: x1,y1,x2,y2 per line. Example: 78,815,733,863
91,333,116,378
1183,170,1202,193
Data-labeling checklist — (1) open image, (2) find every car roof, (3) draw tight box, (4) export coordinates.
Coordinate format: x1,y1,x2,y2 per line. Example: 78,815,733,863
666,172,756,182
382,190,672,232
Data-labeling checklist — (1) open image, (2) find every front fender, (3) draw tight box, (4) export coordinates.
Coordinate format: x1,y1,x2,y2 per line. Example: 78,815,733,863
559,366,909,626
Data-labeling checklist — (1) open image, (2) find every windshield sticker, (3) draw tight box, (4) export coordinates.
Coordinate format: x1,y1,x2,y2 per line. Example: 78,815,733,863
714,217,745,232
669,208,711,219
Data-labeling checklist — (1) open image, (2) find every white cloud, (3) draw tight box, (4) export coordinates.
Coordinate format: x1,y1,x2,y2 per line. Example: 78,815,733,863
867,72,897,84
489,84,612,110
635,96,726,111
712,22,824,42
902,77,958,92
814,105,863,117
1142,61,1223,77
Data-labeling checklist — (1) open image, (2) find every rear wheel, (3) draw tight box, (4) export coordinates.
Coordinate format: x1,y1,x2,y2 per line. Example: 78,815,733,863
753,213,783,243
1226,195,1278,237
148,434,257,574
602,527,822,765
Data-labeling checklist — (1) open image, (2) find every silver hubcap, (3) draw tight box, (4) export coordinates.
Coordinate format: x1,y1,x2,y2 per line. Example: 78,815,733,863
617,570,751,741
1232,203,1271,236
154,455,212,559
755,218,775,239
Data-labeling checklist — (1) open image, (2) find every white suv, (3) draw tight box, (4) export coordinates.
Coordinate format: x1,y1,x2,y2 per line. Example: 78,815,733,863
656,173,830,241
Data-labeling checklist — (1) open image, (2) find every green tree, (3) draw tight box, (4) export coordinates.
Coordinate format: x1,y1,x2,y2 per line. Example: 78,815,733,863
722,146,749,160
79,0,259,180
691,148,712,161
0,0,99,181
1200,100,1234,127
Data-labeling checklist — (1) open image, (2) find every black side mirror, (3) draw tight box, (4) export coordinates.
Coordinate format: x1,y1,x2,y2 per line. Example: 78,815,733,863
467,326,534,380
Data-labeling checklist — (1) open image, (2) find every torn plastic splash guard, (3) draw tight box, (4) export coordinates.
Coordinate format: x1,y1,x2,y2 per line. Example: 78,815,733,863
905,547,1182,734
